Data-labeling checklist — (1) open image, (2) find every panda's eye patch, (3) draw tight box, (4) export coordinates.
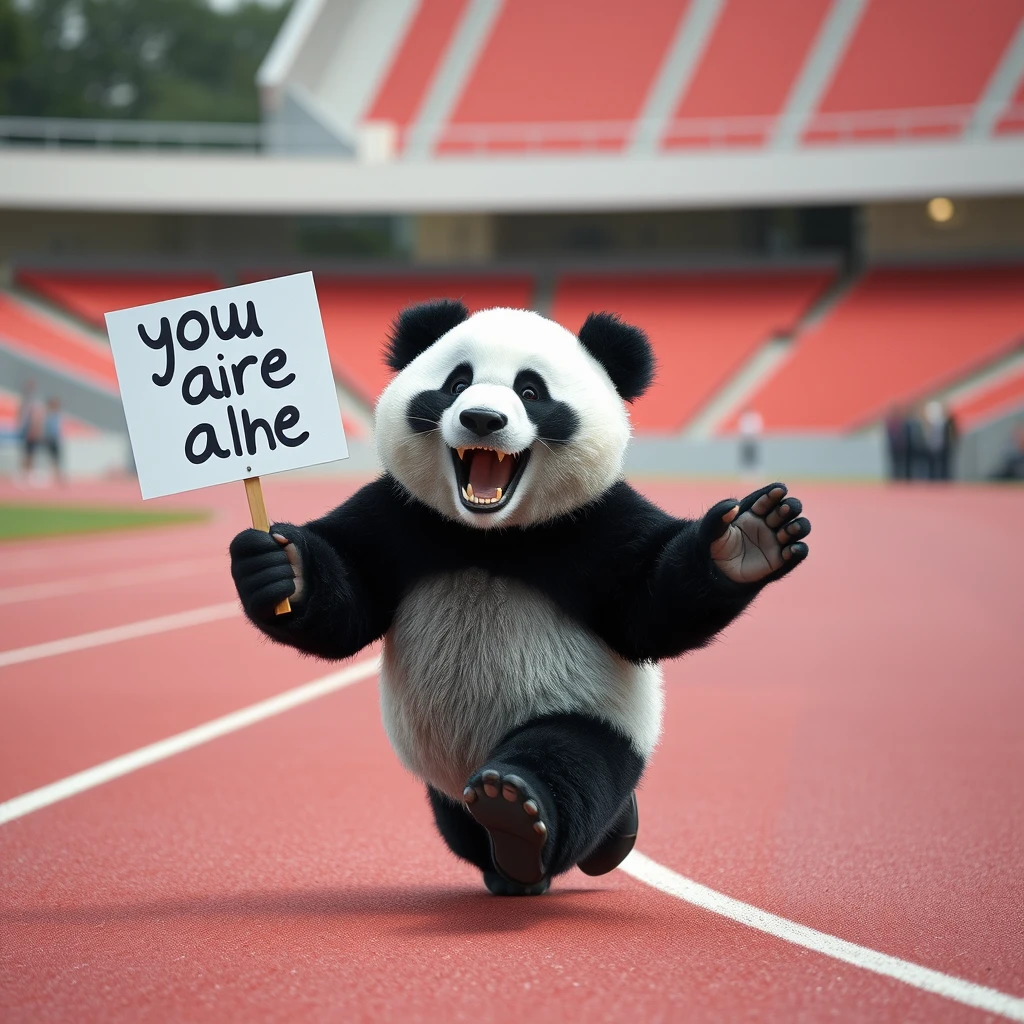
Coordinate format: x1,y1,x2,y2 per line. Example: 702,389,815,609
513,369,549,402
442,363,473,396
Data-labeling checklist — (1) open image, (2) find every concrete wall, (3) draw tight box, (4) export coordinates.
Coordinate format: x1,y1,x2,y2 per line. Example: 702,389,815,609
864,197,1024,260
308,430,888,481
957,408,1024,480
2,140,1022,215
414,214,496,263
0,209,298,267
625,430,886,480
0,431,130,481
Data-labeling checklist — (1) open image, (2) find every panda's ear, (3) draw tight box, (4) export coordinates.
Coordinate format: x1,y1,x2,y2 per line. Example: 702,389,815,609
577,312,655,402
386,299,470,371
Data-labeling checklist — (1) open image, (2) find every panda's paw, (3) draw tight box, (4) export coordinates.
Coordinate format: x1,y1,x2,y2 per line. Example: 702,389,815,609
706,482,811,585
463,770,548,886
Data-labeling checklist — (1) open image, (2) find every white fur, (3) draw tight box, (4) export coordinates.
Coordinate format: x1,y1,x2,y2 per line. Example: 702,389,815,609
380,570,664,800
374,307,661,792
375,308,632,529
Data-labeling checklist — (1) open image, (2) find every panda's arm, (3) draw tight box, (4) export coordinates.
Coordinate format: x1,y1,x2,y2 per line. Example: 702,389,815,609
230,477,410,660
587,484,764,662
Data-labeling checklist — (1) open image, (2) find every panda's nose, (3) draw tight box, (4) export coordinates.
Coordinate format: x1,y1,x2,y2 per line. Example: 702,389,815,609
459,408,508,437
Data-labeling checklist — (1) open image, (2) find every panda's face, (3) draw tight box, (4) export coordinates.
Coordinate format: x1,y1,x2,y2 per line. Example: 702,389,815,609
375,308,635,529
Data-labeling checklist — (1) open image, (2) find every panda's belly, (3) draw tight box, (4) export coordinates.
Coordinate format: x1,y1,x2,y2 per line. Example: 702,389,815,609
379,568,663,800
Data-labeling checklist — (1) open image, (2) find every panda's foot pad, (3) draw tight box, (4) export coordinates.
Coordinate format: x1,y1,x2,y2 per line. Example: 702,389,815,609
464,770,548,885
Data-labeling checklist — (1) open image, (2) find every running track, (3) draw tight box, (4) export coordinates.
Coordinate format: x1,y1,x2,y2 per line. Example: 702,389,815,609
1,476,1022,1022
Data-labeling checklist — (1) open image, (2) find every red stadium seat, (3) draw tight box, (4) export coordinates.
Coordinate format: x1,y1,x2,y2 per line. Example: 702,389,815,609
734,267,1024,432
663,0,831,149
996,78,1024,135
283,274,535,405
804,0,1024,143
551,271,832,433
0,293,118,392
365,0,470,152
440,0,690,153
16,272,224,330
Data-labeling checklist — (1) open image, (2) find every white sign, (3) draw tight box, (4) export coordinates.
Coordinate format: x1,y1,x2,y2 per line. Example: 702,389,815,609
105,273,348,499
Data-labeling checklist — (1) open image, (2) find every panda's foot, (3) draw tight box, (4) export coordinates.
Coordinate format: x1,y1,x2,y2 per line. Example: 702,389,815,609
577,791,638,876
463,770,548,885
483,870,550,896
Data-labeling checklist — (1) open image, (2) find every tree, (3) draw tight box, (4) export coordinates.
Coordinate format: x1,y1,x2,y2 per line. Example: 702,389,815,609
0,0,30,115
1,0,291,121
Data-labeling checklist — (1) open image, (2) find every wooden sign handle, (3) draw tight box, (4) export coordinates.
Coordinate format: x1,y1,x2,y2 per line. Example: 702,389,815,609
244,476,291,616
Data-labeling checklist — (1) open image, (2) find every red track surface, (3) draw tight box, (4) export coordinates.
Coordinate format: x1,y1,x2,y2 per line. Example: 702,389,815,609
1,476,1022,1022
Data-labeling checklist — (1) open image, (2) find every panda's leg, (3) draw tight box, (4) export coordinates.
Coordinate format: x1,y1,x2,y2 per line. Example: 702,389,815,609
427,786,551,896
463,713,643,887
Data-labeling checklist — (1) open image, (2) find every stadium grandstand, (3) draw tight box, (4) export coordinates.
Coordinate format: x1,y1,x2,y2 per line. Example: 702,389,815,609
1,0,1023,481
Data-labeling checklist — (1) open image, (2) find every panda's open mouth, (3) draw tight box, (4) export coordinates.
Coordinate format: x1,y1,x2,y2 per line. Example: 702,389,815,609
451,446,530,513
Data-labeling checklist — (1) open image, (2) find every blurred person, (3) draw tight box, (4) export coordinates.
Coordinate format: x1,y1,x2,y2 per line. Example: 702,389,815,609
884,405,911,480
738,406,763,479
43,396,64,484
906,405,929,480
923,400,956,480
17,379,45,480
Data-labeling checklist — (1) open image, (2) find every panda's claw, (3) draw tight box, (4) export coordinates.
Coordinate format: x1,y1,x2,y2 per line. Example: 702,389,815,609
482,769,500,798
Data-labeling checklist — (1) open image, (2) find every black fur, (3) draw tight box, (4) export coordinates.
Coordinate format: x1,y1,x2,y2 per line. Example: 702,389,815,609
229,530,298,611
385,299,470,371
406,390,456,434
428,787,493,870
406,362,473,433
577,312,655,402
514,368,579,443
231,476,782,663
429,713,642,882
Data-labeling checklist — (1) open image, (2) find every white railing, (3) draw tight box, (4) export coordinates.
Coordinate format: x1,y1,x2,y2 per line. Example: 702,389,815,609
1,104,1021,157
0,117,350,153
412,104,1024,152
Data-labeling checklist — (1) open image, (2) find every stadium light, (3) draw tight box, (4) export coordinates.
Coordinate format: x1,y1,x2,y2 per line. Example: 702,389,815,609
927,197,955,223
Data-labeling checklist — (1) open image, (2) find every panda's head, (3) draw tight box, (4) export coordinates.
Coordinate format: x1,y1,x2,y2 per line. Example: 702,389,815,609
374,301,654,528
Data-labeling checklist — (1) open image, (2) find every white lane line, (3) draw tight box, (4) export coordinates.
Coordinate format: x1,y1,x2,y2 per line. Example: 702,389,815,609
0,558,223,605
0,655,381,825
1,654,1019,1022
0,602,239,669
621,851,1024,1022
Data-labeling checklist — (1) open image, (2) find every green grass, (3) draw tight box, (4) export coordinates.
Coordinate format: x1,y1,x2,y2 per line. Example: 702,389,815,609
0,504,209,542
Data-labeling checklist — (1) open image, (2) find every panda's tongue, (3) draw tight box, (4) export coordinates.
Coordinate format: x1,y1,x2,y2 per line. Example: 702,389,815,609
469,450,513,499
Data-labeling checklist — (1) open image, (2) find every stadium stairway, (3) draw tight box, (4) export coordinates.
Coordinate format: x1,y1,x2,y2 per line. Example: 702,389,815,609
0,289,125,435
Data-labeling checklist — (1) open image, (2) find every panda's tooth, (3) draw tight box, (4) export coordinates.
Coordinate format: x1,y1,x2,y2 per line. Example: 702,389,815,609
466,483,474,499
457,448,466,460
497,451,505,463
461,486,470,500
495,487,503,501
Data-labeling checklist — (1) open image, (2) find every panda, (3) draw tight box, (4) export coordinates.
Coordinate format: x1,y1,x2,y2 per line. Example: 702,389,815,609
230,301,811,896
